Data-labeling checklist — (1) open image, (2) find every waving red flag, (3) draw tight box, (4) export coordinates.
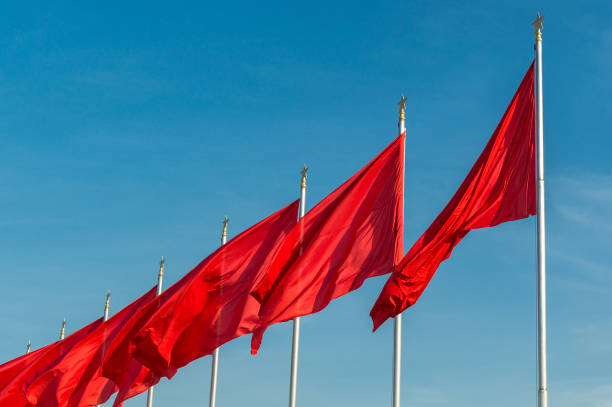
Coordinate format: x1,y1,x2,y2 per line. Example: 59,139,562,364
103,200,299,383
25,288,158,407
99,288,167,407
0,319,103,407
0,344,54,406
370,63,535,330
250,133,405,353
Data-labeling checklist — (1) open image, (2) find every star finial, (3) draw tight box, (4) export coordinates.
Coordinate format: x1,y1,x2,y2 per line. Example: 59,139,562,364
26,339,31,354
397,94,407,110
221,216,229,239
300,164,308,189
532,12,544,40
397,94,407,121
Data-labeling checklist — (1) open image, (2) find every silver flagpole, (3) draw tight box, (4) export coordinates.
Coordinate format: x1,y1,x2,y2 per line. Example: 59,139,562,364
96,291,111,407
532,12,548,407
289,165,307,407
59,318,66,340
104,291,111,321
146,257,165,407
394,95,406,407
209,216,228,407
26,339,31,355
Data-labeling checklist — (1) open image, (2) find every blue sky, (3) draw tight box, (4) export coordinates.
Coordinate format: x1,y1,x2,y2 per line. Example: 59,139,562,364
1,1,611,406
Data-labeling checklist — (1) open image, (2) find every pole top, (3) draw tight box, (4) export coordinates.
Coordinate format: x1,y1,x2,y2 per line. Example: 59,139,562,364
532,12,544,42
158,256,165,278
397,94,407,122
221,216,229,239
60,318,66,340
105,290,111,312
300,164,308,189
26,339,31,354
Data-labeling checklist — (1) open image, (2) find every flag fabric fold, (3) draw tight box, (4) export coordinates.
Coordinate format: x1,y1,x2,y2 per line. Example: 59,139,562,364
370,62,535,330
102,200,300,383
97,288,166,407
250,133,405,353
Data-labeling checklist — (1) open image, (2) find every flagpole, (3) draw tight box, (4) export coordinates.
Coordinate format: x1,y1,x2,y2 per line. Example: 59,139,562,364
394,95,406,407
26,340,31,355
104,291,111,321
95,291,112,407
146,257,165,407
288,165,307,407
59,318,66,340
532,12,548,407
209,216,228,407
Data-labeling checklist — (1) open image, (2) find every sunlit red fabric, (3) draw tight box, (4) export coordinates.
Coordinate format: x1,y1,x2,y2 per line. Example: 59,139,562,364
104,201,299,381
370,63,535,330
250,133,405,353
24,288,158,407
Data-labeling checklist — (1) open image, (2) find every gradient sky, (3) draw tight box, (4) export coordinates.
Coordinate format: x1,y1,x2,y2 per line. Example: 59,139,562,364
1,1,611,406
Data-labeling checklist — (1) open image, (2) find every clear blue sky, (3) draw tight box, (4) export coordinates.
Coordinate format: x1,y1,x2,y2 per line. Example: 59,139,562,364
1,1,610,406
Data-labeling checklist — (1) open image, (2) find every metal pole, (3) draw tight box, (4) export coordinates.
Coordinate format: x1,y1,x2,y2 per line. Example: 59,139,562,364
288,165,307,407
532,12,548,407
96,291,112,407
59,318,66,340
104,291,111,321
394,95,406,407
209,217,228,407
146,257,165,407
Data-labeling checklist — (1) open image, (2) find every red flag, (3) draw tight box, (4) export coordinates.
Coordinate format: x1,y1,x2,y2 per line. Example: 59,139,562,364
250,133,405,353
100,288,167,407
109,358,158,407
370,63,535,330
103,200,299,382
0,344,53,406
25,288,158,407
0,319,104,407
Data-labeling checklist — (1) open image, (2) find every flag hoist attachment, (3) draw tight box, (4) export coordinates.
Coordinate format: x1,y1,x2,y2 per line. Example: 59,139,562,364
59,318,66,340
394,95,406,407
209,217,228,407
146,256,165,407
532,12,548,407
288,164,307,407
